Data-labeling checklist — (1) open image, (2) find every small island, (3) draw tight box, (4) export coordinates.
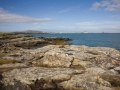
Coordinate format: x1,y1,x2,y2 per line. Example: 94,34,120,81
0,32,120,90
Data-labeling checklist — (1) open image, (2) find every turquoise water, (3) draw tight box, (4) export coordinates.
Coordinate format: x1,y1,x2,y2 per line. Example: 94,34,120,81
26,33,120,51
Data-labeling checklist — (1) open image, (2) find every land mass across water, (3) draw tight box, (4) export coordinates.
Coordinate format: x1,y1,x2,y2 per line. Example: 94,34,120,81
0,32,120,90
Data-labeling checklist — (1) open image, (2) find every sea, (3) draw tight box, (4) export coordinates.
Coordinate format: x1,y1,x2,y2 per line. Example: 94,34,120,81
26,33,120,51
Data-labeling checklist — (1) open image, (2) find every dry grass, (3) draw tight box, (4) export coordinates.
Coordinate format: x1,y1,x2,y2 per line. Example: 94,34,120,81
33,62,57,68
115,87,120,90
100,75,120,87
0,59,18,65
51,39,70,45
0,53,6,58
0,32,16,37
0,67,27,73
34,54,44,59
33,62,50,67
70,65,85,70
87,50,99,55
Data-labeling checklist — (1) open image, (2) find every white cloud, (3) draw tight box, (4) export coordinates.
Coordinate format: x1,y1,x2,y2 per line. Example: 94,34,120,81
0,8,53,22
76,22,98,25
76,21,114,26
90,2,101,10
101,1,111,7
58,9,72,13
112,15,120,19
58,6,80,13
90,0,120,11
54,21,120,33
75,21,120,33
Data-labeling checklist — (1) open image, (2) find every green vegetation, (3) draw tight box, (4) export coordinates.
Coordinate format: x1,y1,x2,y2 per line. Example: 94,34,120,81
0,53,6,58
33,62,56,68
0,59,18,65
33,62,50,67
51,39,70,45
0,67,23,73
0,32,16,39
115,87,120,90
87,50,99,55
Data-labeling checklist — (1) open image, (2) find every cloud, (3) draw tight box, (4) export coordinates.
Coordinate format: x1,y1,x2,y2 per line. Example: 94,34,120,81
90,0,120,11
112,15,120,19
75,21,120,33
0,24,12,26
76,21,112,26
90,2,101,10
0,8,53,22
58,6,80,13
58,9,72,13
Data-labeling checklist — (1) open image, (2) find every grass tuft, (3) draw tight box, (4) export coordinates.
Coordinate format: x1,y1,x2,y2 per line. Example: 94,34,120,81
0,59,18,65
0,32,16,37
33,62,50,67
0,53,6,58
51,39,70,45
115,87,120,90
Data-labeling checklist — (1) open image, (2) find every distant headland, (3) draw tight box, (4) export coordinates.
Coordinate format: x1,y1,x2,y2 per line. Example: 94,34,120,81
14,30,48,34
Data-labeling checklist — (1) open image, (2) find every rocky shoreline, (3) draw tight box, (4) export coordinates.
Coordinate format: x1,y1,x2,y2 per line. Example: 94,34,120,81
0,33,120,90
0,33,71,53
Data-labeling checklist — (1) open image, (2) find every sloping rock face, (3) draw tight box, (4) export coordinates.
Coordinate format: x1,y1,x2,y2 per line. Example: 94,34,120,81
0,45,120,90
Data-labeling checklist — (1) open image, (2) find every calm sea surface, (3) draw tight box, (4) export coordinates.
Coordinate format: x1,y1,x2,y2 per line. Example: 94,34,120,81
26,33,120,51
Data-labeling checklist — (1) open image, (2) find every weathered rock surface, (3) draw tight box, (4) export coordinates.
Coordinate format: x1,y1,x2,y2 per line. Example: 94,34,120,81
0,34,71,53
0,45,120,90
0,67,114,90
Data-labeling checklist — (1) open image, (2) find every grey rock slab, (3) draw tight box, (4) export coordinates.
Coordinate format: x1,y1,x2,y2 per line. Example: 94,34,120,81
2,67,85,86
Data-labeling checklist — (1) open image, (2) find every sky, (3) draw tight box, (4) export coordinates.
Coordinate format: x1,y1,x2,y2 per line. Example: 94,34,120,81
0,0,120,33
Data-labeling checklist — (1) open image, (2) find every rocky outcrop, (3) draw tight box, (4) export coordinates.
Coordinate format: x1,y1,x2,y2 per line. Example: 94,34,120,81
0,34,71,53
1,67,84,90
0,45,120,90
0,43,21,53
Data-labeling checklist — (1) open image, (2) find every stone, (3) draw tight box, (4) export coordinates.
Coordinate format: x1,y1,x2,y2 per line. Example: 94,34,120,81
0,39,120,90
58,74,112,90
72,59,92,68
85,67,106,75
114,66,120,74
1,67,85,90
100,74,120,87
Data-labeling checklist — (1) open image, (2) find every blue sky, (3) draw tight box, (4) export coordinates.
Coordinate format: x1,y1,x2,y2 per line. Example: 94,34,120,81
0,0,120,33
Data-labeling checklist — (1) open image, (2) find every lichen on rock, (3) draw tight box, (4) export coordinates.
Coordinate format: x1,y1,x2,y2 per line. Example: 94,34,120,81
0,34,120,90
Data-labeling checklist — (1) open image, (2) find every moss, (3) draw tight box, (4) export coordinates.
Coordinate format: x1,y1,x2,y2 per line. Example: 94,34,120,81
100,75,120,87
0,59,18,65
70,65,85,70
0,67,24,73
34,54,44,59
87,50,99,55
115,87,120,90
33,62,57,68
33,63,51,67
0,32,16,37
0,53,6,58
51,39,70,45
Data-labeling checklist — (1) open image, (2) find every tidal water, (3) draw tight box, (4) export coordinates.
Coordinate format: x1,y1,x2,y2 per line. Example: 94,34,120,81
26,33,120,51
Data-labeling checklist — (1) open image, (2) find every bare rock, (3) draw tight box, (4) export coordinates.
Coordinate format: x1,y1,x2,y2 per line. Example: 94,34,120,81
0,45,120,90
1,67,85,90
114,66,120,74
